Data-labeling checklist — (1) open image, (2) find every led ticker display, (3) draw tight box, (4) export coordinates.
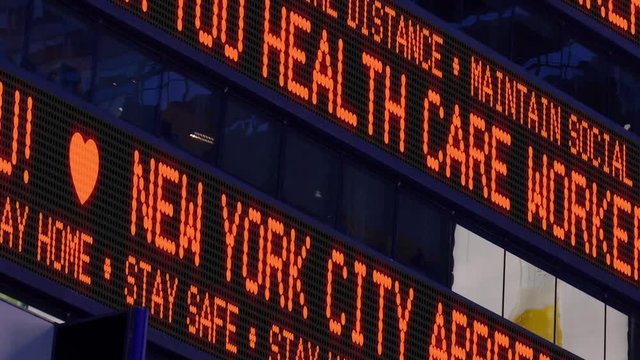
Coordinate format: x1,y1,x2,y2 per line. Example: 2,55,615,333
104,0,640,293
0,70,580,359
562,0,640,46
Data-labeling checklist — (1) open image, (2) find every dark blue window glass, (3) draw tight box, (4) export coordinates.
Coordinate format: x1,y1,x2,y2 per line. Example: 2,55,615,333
511,4,612,120
25,1,95,96
610,55,640,133
415,0,462,22
0,1,29,65
220,93,281,193
92,34,162,133
280,129,337,222
338,163,393,255
456,0,513,55
159,70,220,160
395,188,450,286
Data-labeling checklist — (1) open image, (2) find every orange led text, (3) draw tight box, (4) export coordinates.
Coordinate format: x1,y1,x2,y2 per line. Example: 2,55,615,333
428,301,551,360
325,248,415,358
221,193,310,318
125,255,179,323
37,213,91,285
130,149,203,266
0,197,28,253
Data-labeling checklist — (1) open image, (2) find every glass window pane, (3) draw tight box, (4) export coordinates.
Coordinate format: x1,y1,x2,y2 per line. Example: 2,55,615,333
0,1,28,65
506,3,640,136
338,163,392,255
280,129,337,222
93,34,162,133
159,71,219,160
509,4,564,69
25,2,95,96
606,306,628,360
557,280,604,359
220,94,281,193
609,53,640,135
395,189,450,285
456,0,514,55
504,253,558,343
452,225,503,315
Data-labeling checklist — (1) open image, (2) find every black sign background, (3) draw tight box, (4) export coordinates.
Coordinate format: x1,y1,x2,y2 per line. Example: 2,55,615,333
0,67,579,359
97,0,640,297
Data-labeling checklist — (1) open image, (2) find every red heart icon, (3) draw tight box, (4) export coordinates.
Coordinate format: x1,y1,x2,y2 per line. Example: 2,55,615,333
69,132,100,205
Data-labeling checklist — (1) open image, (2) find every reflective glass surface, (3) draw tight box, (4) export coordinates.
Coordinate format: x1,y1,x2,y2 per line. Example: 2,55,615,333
93,34,162,133
159,70,219,160
419,0,640,135
452,224,504,315
395,188,450,285
220,93,282,193
453,225,629,359
338,163,393,255
26,1,94,96
0,1,29,65
280,129,338,222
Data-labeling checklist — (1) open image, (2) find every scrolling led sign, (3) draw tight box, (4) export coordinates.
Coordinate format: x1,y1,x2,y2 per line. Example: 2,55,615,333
0,70,579,359
562,0,640,46
108,0,640,292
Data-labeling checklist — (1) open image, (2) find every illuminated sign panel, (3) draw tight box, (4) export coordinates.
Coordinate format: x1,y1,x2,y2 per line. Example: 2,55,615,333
561,0,640,46
0,70,578,359
103,0,640,293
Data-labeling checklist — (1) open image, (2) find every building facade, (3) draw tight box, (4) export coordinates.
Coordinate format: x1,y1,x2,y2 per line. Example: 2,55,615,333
0,0,638,359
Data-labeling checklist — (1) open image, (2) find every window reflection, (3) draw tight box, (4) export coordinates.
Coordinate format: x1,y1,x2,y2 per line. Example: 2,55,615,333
419,0,640,136
557,280,605,359
159,71,218,160
456,0,515,55
338,163,392,255
26,1,94,96
280,129,337,222
507,3,637,134
395,188,449,285
453,225,628,359
511,5,640,135
519,12,613,119
508,5,564,68
609,54,640,133
0,1,29,65
504,253,558,343
220,94,281,193
452,225,503,315
93,34,162,133
606,306,628,360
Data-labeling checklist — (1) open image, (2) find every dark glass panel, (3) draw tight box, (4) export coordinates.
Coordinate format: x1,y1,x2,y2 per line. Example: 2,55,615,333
0,0,29,65
220,94,281,193
280,129,338,222
25,1,95,96
607,50,640,133
395,188,450,285
338,163,393,255
457,0,514,55
513,2,612,120
159,70,220,160
93,34,162,133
